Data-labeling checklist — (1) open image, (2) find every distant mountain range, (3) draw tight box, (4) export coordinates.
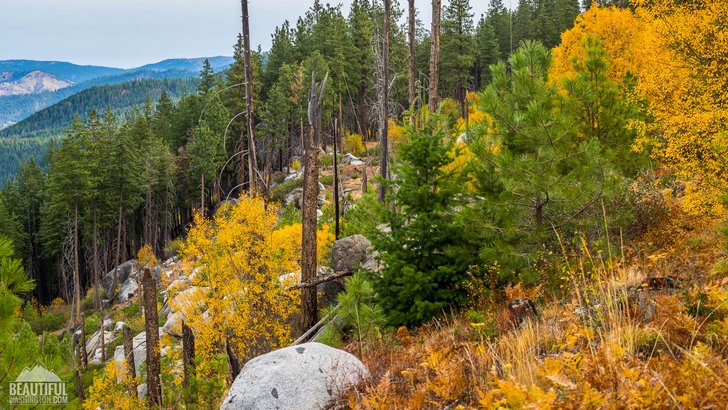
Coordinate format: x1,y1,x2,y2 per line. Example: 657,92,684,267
0,57,232,129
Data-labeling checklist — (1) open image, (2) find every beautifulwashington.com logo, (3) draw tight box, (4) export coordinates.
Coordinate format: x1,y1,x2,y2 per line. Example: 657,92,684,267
8,364,68,405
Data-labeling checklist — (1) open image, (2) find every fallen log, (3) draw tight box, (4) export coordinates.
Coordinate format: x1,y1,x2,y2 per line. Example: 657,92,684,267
289,271,352,290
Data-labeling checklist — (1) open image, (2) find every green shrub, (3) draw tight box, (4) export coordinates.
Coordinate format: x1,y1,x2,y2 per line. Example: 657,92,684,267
341,191,385,238
320,175,334,186
270,177,304,203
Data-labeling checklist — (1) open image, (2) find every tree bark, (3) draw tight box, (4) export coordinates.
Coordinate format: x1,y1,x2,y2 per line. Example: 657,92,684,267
73,203,81,325
379,0,391,203
110,202,123,302
182,321,195,388
408,0,416,122
301,74,328,332
428,0,442,113
123,324,137,397
142,269,162,407
333,118,340,239
225,336,241,384
241,0,259,194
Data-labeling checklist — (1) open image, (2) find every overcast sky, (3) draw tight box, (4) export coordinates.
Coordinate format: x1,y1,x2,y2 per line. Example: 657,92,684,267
1,0,516,69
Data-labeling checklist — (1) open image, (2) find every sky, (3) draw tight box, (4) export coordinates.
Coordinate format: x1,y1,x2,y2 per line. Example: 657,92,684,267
1,0,515,69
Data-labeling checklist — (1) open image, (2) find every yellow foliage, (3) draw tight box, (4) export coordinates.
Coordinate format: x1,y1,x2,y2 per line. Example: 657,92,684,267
342,132,366,157
553,3,727,216
291,159,301,171
84,361,145,410
551,6,660,83
180,196,333,381
135,243,157,269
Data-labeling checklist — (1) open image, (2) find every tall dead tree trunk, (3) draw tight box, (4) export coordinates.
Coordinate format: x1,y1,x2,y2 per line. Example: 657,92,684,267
241,0,259,194
408,0,416,123
110,202,123,302
123,324,137,397
142,269,162,407
428,0,442,113
379,0,391,203
333,119,340,239
92,210,100,310
72,203,81,325
182,321,195,388
301,73,328,332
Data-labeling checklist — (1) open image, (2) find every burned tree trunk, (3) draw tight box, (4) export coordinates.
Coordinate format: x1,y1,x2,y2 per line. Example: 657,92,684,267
333,119,340,239
428,0,442,113
241,0,259,194
123,324,137,397
225,336,241,384
182,321,195,388
301,73,328,332
142,269,162,406
408,0,416,122
379,0,391,203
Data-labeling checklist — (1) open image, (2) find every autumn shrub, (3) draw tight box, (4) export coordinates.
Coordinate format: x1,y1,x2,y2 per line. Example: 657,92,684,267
180,196,334,384
340,191,386,238
84,361,145,410
343,132,366,157
269,176,303,203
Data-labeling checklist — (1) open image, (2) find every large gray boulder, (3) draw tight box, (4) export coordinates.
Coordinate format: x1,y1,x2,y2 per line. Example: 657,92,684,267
118,278,138,303
220,342,368,410
284,188,303,209
101,260,140,297
332,234,373,273
114,331,147,376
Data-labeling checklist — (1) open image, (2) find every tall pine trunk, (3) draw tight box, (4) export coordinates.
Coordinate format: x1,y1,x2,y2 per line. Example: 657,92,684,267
379,0,390,203
428,0,442,113
408,0,416,123
73,203,81,325
241,0,259,194
301,74,328,332
110,202,123,302
142,269,162,406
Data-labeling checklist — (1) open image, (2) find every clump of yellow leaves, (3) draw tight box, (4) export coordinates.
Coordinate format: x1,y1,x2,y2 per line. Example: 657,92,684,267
552,2,727,217
84,361,145,410
180,196,332,379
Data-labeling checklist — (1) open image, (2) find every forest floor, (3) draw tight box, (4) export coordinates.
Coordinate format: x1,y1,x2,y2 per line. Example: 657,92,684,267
335,208,728,409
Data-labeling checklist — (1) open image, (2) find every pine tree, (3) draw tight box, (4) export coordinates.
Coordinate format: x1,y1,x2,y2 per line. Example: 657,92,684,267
485,0,512,60
473,41,606,274
475,17,501,88
441,0,477,117
198,58,216,97
373,117,476,325
562,37,643,175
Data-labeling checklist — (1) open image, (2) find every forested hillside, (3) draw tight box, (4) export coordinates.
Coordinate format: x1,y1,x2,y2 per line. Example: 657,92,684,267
2,77,198,138
0,0,726,408
0,57,232,130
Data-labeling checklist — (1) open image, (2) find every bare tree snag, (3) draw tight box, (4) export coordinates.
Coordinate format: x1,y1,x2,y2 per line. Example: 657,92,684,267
333,118,340,239
123,324,137,397
73,203,81,325
142,269,162,407
182,321,195,388
75,369,85,403
408,0,416,122
379,0,391,203
225,336,241,384
301,73,328,332
241,0,259,194
428,0,442,113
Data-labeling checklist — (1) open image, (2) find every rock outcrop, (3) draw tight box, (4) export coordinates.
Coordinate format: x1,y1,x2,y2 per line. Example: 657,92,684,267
101,260,140,297
220,342,368,410
332,234,379,273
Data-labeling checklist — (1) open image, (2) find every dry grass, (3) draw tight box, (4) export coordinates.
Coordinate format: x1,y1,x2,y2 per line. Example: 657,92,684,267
339,213,728,409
